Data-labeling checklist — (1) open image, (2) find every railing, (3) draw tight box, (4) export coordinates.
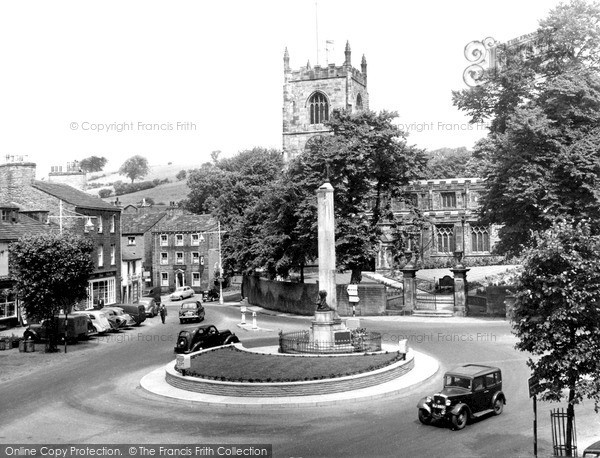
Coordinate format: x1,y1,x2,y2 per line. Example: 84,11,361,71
550,408,577,456
279,330,382,354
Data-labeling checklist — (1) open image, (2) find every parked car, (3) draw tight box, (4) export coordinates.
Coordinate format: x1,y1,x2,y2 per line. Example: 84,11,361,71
23,315,90,343
138,297,159,317
170,286,194,301
417,364,506,430
72,310,112,334
179,300,205,324
202,288,220,302
100,307,136,328
115,304,146,326
174,325,239,354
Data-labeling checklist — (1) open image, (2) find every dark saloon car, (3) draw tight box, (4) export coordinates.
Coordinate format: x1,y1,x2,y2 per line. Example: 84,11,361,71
174,325,239,354
178,300,205,324
114,304,146,326
417,364,506,430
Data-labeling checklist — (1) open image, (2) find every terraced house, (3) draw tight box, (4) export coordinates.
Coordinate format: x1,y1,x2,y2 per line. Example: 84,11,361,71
0,157,122,311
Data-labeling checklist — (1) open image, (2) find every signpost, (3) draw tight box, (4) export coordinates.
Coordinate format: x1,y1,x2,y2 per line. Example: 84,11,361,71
529,376,539,457
347,284,359,317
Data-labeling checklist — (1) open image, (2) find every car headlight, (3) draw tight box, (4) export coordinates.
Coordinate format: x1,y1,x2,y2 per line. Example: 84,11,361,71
445,399,452,406
426,396,432,403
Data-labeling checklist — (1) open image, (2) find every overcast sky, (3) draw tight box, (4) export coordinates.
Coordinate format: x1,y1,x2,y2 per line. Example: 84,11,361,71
0,0,565,177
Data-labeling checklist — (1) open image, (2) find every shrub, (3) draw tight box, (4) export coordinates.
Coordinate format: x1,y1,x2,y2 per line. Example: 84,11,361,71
98,188,112,198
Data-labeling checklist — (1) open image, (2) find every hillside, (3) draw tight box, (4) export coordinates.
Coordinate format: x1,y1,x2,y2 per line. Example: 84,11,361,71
87,162,198,206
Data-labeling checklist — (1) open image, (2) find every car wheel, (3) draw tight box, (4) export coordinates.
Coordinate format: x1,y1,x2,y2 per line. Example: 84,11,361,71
451,410,468,430
493,398,504,415
418,408,432,425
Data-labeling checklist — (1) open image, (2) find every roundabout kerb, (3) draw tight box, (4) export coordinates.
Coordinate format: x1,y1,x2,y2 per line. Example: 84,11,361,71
166,342,415,398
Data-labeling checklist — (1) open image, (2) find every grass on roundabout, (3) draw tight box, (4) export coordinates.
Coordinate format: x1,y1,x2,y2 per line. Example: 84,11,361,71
179,346,403,383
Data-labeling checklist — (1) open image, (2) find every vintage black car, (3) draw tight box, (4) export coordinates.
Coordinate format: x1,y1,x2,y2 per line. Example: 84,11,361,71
174,325,240,354
178,300,205,324
417,364,506,430
23,315,90,343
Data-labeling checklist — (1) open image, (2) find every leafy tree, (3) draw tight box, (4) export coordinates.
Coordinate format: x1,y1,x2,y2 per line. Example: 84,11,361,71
79,156,108,173
285,109,427,282
422,147,476,179
453,0,600,255
10,233,95,352
176,169,187,181
98,188,112,198
512,219,600,456
118,155,150,183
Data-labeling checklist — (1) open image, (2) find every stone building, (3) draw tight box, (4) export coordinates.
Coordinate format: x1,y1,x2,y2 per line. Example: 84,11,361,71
376,178,500,271
282,41,369,161
151,214,221,294
0,157,122,308
48,160,86,191
0,201,54,327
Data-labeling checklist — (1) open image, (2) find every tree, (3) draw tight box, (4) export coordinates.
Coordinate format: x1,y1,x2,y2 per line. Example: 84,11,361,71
10,233,95,352
512,219,600,456
176,170,187,181
453,0,600,255
79,156,108,173
118,155,150,183
285,110,427,282
422,147,475,179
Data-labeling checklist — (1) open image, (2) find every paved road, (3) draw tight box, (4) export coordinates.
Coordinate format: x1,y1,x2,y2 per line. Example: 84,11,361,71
0,300,598,457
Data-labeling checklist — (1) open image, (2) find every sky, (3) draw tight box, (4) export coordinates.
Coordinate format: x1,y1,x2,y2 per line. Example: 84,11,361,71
0,0,567,178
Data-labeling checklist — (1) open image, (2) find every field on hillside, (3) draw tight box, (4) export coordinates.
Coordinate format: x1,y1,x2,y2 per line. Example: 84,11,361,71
87,162,199,205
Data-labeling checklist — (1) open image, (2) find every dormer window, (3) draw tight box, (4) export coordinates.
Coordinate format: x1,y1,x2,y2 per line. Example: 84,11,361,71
309,92,329,124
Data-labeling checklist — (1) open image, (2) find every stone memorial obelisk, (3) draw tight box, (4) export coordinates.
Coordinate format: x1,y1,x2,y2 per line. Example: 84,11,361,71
317,181,337,312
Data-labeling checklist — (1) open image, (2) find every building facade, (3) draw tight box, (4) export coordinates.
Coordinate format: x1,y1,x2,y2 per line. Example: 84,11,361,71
151,214,220,294
282,42,369,161
0,158,122,309
0,201,53,327
376,178,500,271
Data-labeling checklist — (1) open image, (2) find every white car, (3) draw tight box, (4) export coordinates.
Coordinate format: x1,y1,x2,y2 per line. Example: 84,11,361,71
101,307,136,328
170,286,194,301
72,310,112,334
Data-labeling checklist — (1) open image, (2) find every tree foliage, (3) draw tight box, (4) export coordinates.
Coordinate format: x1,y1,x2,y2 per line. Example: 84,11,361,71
118,155,150,183
422,147,477,179
79,156,108,173
512,219,600,454
453,0,600,255
10,233,95,350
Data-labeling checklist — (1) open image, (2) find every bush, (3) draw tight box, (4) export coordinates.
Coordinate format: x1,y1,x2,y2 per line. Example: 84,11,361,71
98,188,112,198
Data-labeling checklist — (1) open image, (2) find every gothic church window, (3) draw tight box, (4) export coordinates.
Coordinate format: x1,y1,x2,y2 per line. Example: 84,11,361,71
356,93,363,110
309,92,329,124
441,192,457,209
436,225,455,253
471,225,490,252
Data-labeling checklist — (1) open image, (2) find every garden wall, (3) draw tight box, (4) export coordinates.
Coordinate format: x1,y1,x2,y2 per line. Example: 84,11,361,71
242,276,386,316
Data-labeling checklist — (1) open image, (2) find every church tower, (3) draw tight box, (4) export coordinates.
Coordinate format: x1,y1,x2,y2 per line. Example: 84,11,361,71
282,41,369,161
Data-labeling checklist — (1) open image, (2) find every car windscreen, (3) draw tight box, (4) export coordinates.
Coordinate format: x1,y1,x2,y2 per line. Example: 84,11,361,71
181,304,197,309
444,375,471,390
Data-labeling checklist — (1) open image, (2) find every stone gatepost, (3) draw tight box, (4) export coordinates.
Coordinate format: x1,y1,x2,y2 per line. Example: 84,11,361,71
450,266,470,317
401,250,419,313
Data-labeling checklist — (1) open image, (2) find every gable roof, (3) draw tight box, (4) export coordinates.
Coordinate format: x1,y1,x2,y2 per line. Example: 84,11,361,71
0,213,54,241
121,212,167,234
32,181,119,211
152,213,218,233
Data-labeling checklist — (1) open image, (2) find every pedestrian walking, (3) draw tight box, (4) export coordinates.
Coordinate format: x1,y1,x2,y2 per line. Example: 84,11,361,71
159,304,167,324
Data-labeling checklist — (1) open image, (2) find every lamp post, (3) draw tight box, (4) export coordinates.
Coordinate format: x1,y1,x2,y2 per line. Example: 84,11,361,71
47,200,98,353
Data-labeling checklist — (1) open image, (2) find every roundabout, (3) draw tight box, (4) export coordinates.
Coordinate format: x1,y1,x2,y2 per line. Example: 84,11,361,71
139,343,439,407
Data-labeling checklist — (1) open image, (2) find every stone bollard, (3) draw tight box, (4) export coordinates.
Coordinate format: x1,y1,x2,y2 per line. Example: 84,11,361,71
399,339,408,360
252,312,258,330
241,305,247,325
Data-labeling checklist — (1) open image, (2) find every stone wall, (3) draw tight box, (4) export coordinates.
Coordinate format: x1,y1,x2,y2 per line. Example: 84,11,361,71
242,276,386,316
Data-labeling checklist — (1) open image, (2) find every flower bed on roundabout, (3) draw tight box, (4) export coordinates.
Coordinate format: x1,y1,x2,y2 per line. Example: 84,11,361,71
166,344,416,397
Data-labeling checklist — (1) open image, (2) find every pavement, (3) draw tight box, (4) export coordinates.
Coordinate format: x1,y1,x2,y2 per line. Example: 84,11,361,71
139,345,439,408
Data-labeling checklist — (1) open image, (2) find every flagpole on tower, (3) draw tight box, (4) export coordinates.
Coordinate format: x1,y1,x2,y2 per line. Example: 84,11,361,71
315,0,319,65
